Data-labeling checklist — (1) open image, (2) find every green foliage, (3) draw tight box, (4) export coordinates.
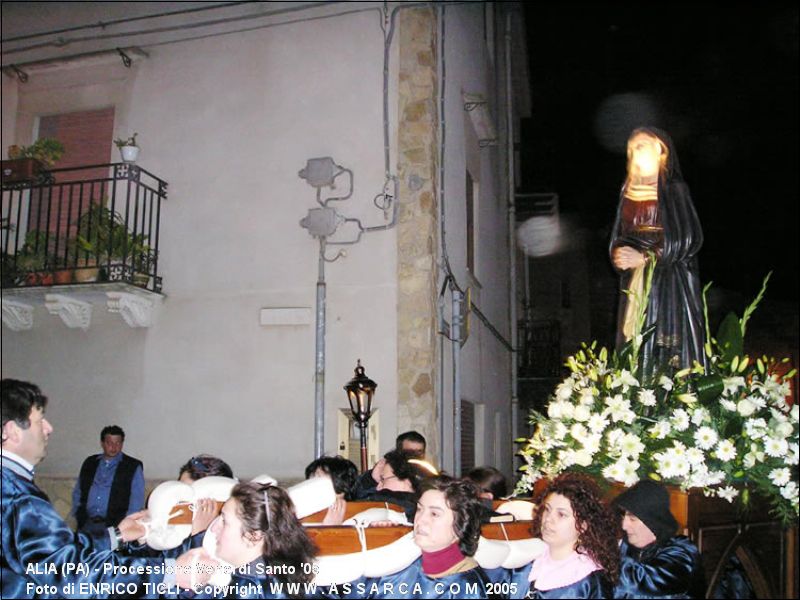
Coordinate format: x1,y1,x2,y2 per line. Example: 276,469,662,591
16,230,53,272
9,138,65,167
73,202,150,267
113,132,138,148
716,313,744,363
516,270,799,526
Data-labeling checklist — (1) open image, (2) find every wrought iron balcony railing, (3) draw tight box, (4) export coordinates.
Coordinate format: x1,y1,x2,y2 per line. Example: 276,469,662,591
517,318,562,379
1,162,167,293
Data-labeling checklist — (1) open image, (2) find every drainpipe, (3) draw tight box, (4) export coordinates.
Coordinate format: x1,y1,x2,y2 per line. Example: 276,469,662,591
505,13,519,459
452,288,462,475
314,239,327,458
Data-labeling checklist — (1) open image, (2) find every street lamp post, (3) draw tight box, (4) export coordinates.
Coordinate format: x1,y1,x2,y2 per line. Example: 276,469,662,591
344,360,377,472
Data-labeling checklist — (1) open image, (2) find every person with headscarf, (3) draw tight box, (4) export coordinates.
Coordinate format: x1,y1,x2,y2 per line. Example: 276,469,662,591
610,127,706,378
613,480,705,599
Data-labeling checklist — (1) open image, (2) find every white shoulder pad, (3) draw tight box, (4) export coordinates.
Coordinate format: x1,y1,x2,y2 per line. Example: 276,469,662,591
362,531,419,577
286,477,336,519
343,507,410,527
473,536,511,569
502,537,547,569
144,480,194,550
312,531,420,586
495,500,535,521
148,480,193,520
191,476,237,501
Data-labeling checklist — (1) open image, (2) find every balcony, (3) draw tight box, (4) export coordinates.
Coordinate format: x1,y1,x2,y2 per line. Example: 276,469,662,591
1,161,167,330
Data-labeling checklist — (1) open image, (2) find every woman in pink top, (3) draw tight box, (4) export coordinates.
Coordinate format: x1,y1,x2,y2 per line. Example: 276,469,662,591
514,472,620,599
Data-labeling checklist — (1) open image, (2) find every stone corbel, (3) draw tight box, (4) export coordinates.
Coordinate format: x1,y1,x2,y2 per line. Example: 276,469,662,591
45,294,92,330
106,292,155,328
1,299,34,331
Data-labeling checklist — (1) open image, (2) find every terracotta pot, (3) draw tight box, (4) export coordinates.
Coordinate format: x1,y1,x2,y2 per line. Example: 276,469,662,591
1,157,44,183
25,272,53,286
74,267,100,283
54,269,73,284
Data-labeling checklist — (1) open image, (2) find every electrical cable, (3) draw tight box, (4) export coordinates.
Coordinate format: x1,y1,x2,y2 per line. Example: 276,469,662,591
3,2,257,43
435,4,513,352
3,2,342,54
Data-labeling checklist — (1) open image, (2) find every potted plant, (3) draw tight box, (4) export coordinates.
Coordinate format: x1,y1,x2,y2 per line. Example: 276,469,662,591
16,230,54,286
113,133,139,163
111,227,152,286
1,250,23,287
73,201,152,286
72,203,123,282
131,246,156,288
2,138,64,183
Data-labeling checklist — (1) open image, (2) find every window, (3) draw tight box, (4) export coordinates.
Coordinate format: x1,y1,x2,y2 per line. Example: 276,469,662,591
27,108,115,247
460,399,475,473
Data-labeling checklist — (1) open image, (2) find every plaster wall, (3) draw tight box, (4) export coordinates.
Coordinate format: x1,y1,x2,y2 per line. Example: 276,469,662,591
2,7,398,480
435,5,513,474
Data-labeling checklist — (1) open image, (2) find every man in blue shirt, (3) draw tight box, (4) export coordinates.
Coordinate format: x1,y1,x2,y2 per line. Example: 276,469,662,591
2,378,210,597
72,424,145,538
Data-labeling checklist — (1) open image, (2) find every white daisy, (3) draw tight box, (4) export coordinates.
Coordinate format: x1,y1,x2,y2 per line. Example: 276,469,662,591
650,420,672,439
570,423,588,443
764,437,789,458
573,404,591,422
694,426,718,450
686,447,706,466
780,482,798,502
769,468,791,487
619,433,645,458
670,409,690,432
715,439,737,461
582,433,602,454
587,413,609,434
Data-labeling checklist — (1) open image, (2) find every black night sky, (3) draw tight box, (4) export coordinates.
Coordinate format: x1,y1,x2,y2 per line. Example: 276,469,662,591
520,4,798,315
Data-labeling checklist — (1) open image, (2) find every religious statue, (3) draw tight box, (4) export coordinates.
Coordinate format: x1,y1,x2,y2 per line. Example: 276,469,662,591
610,127,706,377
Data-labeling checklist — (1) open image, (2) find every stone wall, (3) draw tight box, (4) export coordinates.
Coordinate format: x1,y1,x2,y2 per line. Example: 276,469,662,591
36,475,166,525
37,475,305,524
396,7,440,462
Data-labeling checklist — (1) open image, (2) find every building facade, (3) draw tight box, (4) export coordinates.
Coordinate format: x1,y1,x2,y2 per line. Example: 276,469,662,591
2,2,530,483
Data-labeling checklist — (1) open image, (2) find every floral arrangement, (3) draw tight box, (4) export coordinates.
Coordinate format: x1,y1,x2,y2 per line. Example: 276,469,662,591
515,271,799,525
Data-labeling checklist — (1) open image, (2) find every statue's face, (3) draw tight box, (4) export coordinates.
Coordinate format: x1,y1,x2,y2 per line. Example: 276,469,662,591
628,133,663,178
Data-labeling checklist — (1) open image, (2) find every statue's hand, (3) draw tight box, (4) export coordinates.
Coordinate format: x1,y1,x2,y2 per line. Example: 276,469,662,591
613,246,645,270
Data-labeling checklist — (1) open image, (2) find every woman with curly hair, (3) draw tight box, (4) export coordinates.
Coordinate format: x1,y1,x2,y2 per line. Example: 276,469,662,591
514,472,620,598
189,481,318,598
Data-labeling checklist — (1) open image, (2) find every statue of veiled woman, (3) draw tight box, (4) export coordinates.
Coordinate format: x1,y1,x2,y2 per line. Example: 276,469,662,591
610,127,706,378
